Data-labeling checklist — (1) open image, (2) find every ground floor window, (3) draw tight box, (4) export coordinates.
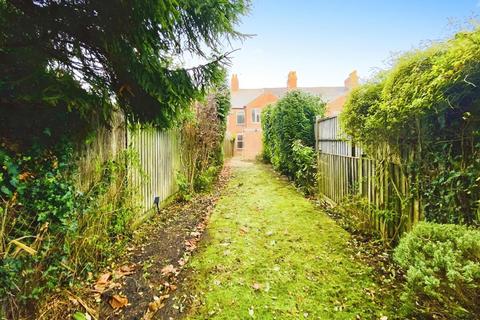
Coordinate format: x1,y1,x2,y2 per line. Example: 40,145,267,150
236,134,244,149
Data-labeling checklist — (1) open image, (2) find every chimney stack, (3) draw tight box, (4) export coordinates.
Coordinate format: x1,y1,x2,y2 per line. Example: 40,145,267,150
287,71,297,90
231,74,239,92
344,70,359,91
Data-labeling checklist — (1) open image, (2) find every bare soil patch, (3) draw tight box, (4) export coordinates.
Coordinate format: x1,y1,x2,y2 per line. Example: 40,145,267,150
90,165,231,319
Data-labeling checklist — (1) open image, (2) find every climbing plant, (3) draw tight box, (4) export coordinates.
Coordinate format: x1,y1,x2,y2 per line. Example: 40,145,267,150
341,28,480,226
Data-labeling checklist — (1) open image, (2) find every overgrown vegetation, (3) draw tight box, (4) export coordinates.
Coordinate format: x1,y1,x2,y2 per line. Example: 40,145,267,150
340,27,480,317
341,28,480,227
0,143,138,318
291,140,318,195
178,82,231,199
394,223,480,318
262,91,325,194
0,1,248,317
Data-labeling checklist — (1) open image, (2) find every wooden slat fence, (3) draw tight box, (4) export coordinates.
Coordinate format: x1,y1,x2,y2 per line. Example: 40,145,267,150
223,136,235,159
315,116,421,241
128,128,181,222
77,116,183,227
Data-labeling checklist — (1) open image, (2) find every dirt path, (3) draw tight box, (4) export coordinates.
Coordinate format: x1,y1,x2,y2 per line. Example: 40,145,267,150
176,160,395,319
91,167,231,320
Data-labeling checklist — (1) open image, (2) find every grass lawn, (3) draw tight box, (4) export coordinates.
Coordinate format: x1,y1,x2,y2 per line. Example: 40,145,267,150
185,161,394,319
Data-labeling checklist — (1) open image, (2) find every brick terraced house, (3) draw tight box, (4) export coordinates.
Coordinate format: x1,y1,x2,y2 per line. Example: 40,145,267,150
226,71,359,159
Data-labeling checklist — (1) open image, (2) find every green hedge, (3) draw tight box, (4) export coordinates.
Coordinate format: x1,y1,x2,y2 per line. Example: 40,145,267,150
261,90,325,192
341,28,480,226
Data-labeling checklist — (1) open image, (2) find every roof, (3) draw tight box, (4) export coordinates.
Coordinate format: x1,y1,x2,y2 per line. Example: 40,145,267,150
230,86,347,108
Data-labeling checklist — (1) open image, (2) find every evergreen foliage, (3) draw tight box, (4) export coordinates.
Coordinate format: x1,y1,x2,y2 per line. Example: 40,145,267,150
262,90,325,191
341,28,480,226
0,0,249,147
394,222,480,318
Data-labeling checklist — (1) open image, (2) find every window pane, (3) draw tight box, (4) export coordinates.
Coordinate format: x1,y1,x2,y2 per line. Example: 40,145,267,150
236,111,245,124
252,108,260,123
236,134,244,149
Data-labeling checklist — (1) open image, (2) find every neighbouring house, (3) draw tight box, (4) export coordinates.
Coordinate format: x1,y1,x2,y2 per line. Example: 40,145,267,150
226,71,359,159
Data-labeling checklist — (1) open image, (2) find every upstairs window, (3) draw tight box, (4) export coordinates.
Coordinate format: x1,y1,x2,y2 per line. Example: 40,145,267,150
236,134,244,149
236,110,245,124
252,108,261,123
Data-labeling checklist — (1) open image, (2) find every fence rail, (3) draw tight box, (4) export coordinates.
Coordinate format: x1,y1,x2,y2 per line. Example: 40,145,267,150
315,116,421,241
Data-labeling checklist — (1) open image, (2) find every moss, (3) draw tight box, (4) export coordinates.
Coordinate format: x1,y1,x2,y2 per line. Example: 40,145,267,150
185,163,395,319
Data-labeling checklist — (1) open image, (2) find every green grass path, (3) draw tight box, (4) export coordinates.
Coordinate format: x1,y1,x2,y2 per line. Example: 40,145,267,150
185,161,392,319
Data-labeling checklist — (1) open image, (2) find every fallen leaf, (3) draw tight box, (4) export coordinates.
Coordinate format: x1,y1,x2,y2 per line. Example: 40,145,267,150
185,239,197,251
113,264,136,278
148,294,169,312
109,295,128,309
240,226,249,234
161,264,177,276
94,273,111,292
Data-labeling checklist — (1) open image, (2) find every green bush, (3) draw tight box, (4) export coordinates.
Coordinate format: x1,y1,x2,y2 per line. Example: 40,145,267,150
260,105,275,163
262,90,325,184
291,140,317,195
394,222,480,318
340,28,480,226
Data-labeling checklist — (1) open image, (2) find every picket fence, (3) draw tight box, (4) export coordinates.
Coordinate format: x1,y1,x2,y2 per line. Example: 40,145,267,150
315,116,421,241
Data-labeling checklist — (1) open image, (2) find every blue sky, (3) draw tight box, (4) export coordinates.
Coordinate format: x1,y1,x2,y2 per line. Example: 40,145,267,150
228,0,480,88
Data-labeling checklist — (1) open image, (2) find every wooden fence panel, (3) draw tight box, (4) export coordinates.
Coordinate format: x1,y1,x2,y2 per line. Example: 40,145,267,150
128,128,181,220
76,114,126,192
315,116,420,241
223,137,235,159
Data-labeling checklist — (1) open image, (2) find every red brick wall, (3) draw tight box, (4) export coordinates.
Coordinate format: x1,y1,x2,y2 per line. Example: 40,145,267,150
227,92,278,159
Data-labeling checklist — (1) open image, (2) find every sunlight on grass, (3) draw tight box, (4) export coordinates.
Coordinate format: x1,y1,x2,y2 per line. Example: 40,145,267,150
185,163,392,319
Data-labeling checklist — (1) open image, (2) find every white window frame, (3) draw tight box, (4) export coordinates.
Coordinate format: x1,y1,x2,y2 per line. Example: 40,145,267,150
236,110,245,124
252,108,261,123
236,134,244,149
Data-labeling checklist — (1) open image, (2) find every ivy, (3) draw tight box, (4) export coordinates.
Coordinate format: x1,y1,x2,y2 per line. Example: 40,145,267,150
0,143,137,314
341,28,480,226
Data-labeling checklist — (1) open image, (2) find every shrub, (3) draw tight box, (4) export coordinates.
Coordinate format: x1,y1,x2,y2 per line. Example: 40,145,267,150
260,105,275,163
291,140,317,195
340,28,480,226
262,90,325,184
394,222,480,318
179,82,230,195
